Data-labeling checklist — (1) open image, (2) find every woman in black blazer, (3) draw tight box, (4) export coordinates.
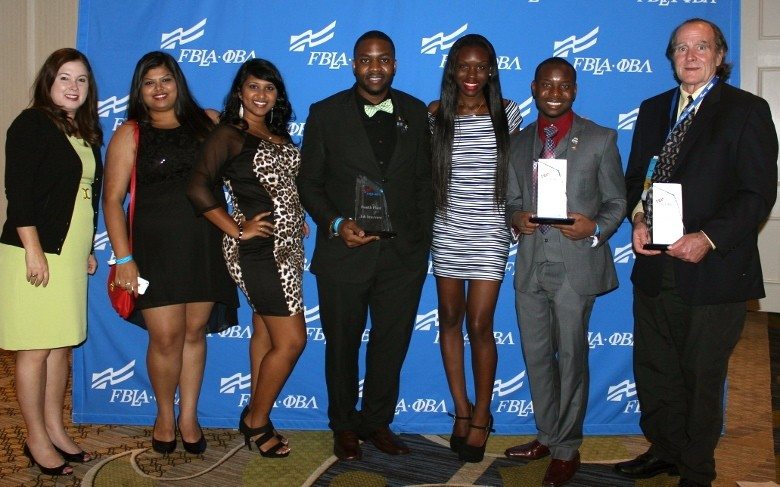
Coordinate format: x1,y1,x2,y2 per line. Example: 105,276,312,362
0,48,103,475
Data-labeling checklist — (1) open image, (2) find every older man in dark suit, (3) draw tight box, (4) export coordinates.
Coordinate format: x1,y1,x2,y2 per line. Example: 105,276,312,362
614,18,778,486
297,30,432,462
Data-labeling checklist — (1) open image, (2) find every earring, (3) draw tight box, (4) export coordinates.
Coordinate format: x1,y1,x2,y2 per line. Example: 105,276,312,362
269,107,275,124
238,105,244,118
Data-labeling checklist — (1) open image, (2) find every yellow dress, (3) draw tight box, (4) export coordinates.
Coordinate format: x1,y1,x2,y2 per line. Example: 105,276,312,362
0,136,95,350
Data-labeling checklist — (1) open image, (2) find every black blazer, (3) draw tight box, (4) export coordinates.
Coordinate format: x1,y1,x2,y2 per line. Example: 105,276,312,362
1,108,103,254
297,87,433,282
625,82,778,305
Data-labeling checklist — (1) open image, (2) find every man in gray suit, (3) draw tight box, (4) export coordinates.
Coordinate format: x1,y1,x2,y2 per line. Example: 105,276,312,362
503,57,626,486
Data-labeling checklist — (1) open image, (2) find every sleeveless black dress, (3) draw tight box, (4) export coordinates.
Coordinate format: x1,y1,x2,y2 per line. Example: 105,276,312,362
131,124,238,330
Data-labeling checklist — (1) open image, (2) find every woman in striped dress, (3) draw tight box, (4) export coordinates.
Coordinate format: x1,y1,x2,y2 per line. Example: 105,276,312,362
428,34,521,463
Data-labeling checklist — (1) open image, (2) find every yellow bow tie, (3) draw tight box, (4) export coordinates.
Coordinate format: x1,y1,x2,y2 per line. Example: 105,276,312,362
364,98,393,117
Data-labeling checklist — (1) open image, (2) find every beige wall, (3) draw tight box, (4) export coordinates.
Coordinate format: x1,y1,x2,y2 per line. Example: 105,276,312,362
0,0,78,229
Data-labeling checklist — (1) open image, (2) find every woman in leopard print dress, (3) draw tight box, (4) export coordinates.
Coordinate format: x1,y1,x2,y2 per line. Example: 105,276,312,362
188,59,305,458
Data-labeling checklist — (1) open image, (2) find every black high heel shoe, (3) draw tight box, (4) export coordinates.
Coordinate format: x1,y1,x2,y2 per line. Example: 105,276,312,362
458,415,494,463
22,443,72,476
53,445,92,463
239,416,289,458
446,403,473,452
151,421,177,455
240,406,288,445
177,416,207,455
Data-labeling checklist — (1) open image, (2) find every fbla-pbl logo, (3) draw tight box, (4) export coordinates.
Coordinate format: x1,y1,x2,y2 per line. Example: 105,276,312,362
637,0,718,6
608,379,641,413
613,242,635,264
423,24,521,71
290,21,348,70
92,230,110,252
414,309,514,346
91,360,135,389
556,26,652,75
618,108,640,131
98,95,129,132
414,309,438,332
305,305,326,342
495,371,533,416
93,360,151,407
219,372,250,394
160,18,207,49
160,18,255,67
553,27,600,57
588,331,634,349
420,24,468,55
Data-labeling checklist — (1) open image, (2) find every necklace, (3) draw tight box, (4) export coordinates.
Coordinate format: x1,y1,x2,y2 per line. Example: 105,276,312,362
458,101,485,116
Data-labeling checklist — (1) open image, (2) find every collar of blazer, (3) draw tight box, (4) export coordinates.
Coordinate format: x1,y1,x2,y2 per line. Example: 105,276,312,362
523,114,585,168
338,86,409,177
664,82,722,179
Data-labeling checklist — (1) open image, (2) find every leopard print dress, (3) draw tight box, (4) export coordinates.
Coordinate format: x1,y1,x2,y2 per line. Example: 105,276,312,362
220,134,304,316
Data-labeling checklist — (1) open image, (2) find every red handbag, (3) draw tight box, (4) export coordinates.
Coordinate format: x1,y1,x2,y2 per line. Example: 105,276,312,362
107,122,139,319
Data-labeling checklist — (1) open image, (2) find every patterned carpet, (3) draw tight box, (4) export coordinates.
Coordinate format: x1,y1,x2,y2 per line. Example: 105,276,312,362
0,312,776,486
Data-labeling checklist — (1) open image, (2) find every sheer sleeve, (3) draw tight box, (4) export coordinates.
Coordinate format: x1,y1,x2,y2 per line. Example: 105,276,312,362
187,124,244,214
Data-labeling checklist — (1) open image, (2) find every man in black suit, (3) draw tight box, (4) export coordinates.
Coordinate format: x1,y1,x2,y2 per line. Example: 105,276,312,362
297,30,433,461
614,18,778,486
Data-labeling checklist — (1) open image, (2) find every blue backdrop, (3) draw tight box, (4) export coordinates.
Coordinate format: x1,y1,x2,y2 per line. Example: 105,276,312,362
73,0,739,435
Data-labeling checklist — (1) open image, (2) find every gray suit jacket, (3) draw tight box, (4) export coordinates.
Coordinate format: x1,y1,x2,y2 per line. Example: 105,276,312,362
506,114,626,295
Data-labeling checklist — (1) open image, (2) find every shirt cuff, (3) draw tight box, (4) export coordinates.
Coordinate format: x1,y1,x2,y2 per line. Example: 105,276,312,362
700,230,716,250
630,201,644,222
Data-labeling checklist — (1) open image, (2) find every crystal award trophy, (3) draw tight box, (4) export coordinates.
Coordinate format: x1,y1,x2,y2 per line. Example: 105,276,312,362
355,174,396,238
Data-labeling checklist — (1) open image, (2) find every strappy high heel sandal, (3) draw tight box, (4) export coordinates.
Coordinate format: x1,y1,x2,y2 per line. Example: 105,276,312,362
446,403,473,452
23,443,72,476
240,417,289,458
458,415,494,463
239,406,288,445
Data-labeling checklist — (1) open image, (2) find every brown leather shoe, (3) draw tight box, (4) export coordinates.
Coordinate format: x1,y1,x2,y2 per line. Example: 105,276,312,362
365,426,410,455
333,430,361,461
504,439,550,460
543,451,580,486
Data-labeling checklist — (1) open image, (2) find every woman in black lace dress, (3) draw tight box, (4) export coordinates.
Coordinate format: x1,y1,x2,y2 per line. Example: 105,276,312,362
103,51,237,455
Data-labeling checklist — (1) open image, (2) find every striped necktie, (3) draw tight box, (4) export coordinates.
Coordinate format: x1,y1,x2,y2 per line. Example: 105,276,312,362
535,125,558,234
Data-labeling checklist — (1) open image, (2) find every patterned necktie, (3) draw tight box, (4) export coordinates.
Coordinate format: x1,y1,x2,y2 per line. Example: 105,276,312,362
364,98,394,117
534,125,558,234
644,95,694,231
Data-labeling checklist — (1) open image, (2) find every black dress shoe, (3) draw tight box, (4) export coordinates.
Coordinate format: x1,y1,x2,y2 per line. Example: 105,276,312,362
614,451,679,478
333,430,362,461
364,426,410,455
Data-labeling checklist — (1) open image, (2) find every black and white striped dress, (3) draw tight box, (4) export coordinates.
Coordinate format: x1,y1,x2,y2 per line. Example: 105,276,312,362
431,100,522,281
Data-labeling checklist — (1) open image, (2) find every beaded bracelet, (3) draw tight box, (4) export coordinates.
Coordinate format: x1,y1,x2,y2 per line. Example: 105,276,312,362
115,254,134,265
236,221,244,241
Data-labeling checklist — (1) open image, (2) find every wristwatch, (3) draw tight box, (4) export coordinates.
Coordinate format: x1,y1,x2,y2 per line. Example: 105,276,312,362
590,223,601,248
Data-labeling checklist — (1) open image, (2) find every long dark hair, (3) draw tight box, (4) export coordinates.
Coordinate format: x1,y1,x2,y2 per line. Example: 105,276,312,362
431,34,510,211
31,48,103,147
222,58,293,143
126,51,212,140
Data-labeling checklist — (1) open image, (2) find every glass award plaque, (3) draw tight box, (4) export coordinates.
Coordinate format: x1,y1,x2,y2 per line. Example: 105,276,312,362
643,182,683,250
355,174,396,238
530,158,574,225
